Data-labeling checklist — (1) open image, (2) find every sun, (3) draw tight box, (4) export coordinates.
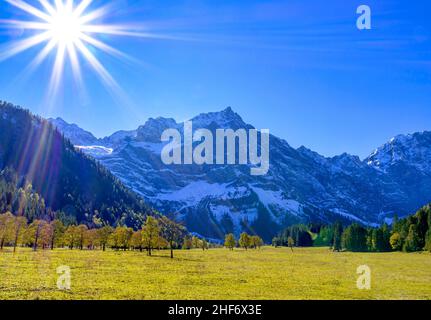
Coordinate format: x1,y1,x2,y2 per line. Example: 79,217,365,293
48,4,83,44
0,0,169,103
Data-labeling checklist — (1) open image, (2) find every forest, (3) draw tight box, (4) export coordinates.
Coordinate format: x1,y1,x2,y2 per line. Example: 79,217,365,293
0,101,156,229
272,204,431,253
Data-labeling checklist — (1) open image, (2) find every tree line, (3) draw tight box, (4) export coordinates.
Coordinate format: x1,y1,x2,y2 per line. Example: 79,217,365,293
0,213,218,258
272,224,313,247
272,204,431,253
224,232,264,250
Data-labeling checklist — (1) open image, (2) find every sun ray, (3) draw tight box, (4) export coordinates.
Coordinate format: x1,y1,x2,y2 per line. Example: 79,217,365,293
5,0,53,22
54,0,64,11
78,3,113,25
0,31,52,62
79,32,139,64
80,24,188,41
39,0,57,16
3,38,57,98
67,41,84,91
65,0,74,12
26,39,58,73
74,38,119,90
0,19,50,30
0,0,182,107
73,0,92,18
74,37,132,107
47,43,66,101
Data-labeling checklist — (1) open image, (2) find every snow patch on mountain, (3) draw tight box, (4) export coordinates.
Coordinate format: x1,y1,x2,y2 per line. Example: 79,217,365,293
330,208,372,226
366,131,431,171
49,117,99,145
75,145,114,156
251,186,302,217
155,181,230,206
131,141,166,155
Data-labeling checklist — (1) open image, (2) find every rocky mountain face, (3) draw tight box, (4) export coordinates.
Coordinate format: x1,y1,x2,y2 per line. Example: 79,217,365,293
49,117,99,145
49,107,431,241
365,132,431,218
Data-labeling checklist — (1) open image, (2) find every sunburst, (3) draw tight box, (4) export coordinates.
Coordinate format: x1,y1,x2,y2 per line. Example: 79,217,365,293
0,0,165,103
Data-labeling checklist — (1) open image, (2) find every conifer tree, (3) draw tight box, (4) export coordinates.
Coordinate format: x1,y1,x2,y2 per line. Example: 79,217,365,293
332,222,343,252
416,207,429,249
404,224,421,252
425,230,431,252
342,224,367,252
371,228,385,252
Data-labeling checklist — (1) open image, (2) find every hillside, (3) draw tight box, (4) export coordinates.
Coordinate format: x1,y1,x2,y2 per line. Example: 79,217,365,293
0,101,155,229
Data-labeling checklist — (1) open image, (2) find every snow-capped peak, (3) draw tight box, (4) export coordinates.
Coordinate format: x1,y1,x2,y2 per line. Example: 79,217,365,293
136,117,179,142
49,117,99,146
365,131,431,171
190,107,251,130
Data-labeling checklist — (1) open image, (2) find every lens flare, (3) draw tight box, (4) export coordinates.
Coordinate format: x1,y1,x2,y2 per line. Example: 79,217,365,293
49,4,82,44
0,0,171,103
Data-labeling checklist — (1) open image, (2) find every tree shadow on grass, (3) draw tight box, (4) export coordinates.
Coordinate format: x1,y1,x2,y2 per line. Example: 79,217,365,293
148,254,202,262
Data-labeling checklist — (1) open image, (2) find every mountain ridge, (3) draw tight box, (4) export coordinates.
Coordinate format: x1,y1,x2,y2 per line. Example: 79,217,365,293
49,107,431,240
1,101,156,229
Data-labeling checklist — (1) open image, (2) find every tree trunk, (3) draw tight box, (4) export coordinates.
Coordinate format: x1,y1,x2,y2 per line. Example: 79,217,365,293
13,233,19,253
102,244,106,251
33,232,39,251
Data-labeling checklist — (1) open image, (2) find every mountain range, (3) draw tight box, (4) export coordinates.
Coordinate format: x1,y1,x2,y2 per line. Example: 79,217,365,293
0,101,155,229
49,107,431,241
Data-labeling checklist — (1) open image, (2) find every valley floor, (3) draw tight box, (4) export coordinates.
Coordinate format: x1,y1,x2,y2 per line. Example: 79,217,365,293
0,247,430,300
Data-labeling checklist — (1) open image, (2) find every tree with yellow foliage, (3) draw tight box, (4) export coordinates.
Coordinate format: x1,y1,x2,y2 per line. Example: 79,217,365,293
224,233,236,250
142,216,160,256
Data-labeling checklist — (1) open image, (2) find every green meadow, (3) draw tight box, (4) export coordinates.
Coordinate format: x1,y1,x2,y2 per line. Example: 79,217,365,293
0,247,430,300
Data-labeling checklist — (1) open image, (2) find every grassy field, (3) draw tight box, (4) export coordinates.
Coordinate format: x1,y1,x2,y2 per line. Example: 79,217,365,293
0,247,430,300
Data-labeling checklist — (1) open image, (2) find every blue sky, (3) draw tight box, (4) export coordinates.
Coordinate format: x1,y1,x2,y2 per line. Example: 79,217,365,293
0,0,430,159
